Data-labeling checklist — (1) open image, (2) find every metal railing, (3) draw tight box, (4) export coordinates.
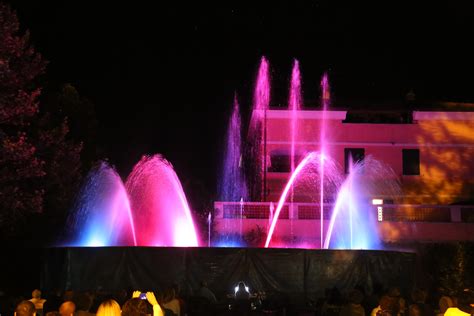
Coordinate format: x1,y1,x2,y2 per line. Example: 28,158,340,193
214,201,473,223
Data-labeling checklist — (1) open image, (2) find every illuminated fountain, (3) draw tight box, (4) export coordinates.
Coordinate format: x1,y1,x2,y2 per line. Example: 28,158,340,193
65,155,199,247
65,57,400,250
265,152,343,248
288,59,302,239
247,56,270,201
47,57,417,301
64,162,137,247
324,156,401,249
264,152,400,249
289,59,302,178
220,93,247,202
126,155,199,247
319,73,330,248
262,72,400,250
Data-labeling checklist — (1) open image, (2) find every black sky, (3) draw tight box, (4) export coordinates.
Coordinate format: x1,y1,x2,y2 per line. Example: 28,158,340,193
7,1,474,202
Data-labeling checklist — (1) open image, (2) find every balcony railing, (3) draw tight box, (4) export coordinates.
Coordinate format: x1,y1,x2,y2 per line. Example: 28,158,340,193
214,201,473,223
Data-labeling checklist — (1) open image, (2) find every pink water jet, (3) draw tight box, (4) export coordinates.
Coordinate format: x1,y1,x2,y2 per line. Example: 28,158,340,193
288,60,303,238
264,151,342,248
248,56,271,201
265,152,317,248
126,155,199,247
319,73,330,248
289,59,302,175
253,56,271,113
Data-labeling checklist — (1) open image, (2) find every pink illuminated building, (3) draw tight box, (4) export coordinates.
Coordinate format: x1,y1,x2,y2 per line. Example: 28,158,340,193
214,103,474,246
264,108,474,205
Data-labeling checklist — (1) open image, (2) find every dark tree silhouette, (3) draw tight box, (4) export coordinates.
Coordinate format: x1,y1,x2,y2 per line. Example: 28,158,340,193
0,3,82,241
0,2,46,237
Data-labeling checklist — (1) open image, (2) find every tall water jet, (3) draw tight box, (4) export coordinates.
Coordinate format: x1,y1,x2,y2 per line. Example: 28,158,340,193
207,212,212,247
265,151,343,248
64,162,137,247
126,155,199,247
220,93,247,202
239,197,244,240
248,56,270,201
288,59,303,239
324,156,401,249
319,73,330,248
289,59,303,176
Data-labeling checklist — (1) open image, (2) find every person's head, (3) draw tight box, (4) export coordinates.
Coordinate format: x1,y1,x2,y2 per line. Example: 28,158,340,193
59,301,76,316
238,282,246,291
200,281,208,288
379,295,399,316
15,300,36,316
121,298,149,316
409,304,421,316
163,287,175,303
439,295,454,314
411,289,427,303
96,299,121,316
32,289,42,299
73,292,93,312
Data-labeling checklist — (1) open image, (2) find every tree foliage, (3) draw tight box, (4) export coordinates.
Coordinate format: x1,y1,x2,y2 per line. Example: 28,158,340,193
0,3,83,241
0,3,46,236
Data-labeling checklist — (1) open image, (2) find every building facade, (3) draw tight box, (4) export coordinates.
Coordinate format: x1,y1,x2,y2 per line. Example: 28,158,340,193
214,108,474,246
265,110,474,204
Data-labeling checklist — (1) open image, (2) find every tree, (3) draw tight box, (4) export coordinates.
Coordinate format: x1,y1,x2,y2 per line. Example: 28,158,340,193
0,2,47,237
41,83,99,170
35,113,82,239
0,3,83,242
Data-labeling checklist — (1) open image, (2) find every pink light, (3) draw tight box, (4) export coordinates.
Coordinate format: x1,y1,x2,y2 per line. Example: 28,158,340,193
289,59,302,175
319,72,330,248
248,56,271,201
254,56,270,113
289,59,302,112
265,152,317,248
321,73,330,102
126,155,199,247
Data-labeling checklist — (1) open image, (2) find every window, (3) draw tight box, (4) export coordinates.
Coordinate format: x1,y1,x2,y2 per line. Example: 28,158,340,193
269,155,291,173
269,153,302,173
344,148,365,173
402,149,420,175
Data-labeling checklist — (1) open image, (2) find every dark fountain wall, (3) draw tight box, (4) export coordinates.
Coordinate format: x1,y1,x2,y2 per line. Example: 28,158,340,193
38,247,416,299
3,244,473,299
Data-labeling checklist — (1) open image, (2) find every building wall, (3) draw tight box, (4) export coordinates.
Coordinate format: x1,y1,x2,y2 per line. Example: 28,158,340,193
264,110,474,204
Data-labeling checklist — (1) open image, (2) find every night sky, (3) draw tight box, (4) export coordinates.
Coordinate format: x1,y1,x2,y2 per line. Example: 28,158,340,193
8,1,474,202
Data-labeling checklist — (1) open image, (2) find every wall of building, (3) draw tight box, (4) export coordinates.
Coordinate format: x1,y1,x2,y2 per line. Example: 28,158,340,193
264,110,474,204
